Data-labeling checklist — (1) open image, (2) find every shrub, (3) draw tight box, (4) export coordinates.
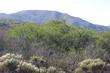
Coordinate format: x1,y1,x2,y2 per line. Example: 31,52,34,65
57,70,66,73
74,68,83,73
47,66,57,73
5,59,19,71
0,58,19,72
18,61,39,73
0,53,22,62
30,56,48,67
0,53,46,73
75,58,105,73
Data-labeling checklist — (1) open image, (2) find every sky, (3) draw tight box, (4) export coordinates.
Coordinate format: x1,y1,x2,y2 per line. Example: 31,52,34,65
0,0,110,26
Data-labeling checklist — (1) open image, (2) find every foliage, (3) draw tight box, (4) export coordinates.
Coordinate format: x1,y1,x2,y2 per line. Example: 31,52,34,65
18,62,40,73
0,53,41,73
47,66,57,73
0,20,110,72
75,58,105,73
30,56,48,68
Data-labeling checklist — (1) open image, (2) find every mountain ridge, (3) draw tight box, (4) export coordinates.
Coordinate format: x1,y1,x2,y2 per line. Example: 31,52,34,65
0,10,109,31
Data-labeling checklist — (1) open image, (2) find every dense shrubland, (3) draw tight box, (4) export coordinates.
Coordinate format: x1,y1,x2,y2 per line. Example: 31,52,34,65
0,53,66,73
0,20,110,73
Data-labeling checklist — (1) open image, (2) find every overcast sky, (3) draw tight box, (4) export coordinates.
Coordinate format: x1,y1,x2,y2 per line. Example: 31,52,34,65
0,0,110,26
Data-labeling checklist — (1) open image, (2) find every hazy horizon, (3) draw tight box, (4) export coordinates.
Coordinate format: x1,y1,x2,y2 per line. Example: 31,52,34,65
0,0,109,26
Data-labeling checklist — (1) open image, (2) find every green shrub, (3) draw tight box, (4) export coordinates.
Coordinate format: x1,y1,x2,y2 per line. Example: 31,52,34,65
5,59,19,71
0,53,22,62
74,68,83,73
30,56,47,67
57,70,66,73
0,53,20,72
18,61,39,73
75,58,105,73
0,53,46,73
47,66,57,73
0,58,19,72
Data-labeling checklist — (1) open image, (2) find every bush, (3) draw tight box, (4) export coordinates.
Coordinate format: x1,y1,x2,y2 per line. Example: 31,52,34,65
74,68,83,73
57,71,66,73
0,58,19,72
30,56,48,68
5,59,19,71
47,66,57,73
0,53,46,73
0,53,22,62
75,58,105,73
18,61,39,73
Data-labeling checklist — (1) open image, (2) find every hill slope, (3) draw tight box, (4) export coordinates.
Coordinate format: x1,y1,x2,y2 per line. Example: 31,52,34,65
0,10,109,31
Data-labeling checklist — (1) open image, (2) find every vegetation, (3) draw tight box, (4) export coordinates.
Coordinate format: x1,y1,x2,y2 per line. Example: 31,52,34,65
0,20,110,73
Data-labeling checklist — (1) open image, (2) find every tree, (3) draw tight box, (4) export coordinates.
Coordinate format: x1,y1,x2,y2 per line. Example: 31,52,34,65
7,23,40,58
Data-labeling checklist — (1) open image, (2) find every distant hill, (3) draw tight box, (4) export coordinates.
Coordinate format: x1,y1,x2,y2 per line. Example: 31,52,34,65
0,10,109,31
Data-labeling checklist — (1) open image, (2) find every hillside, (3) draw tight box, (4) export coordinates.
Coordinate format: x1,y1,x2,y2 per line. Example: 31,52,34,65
0,10,109,31
0,20,110,73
